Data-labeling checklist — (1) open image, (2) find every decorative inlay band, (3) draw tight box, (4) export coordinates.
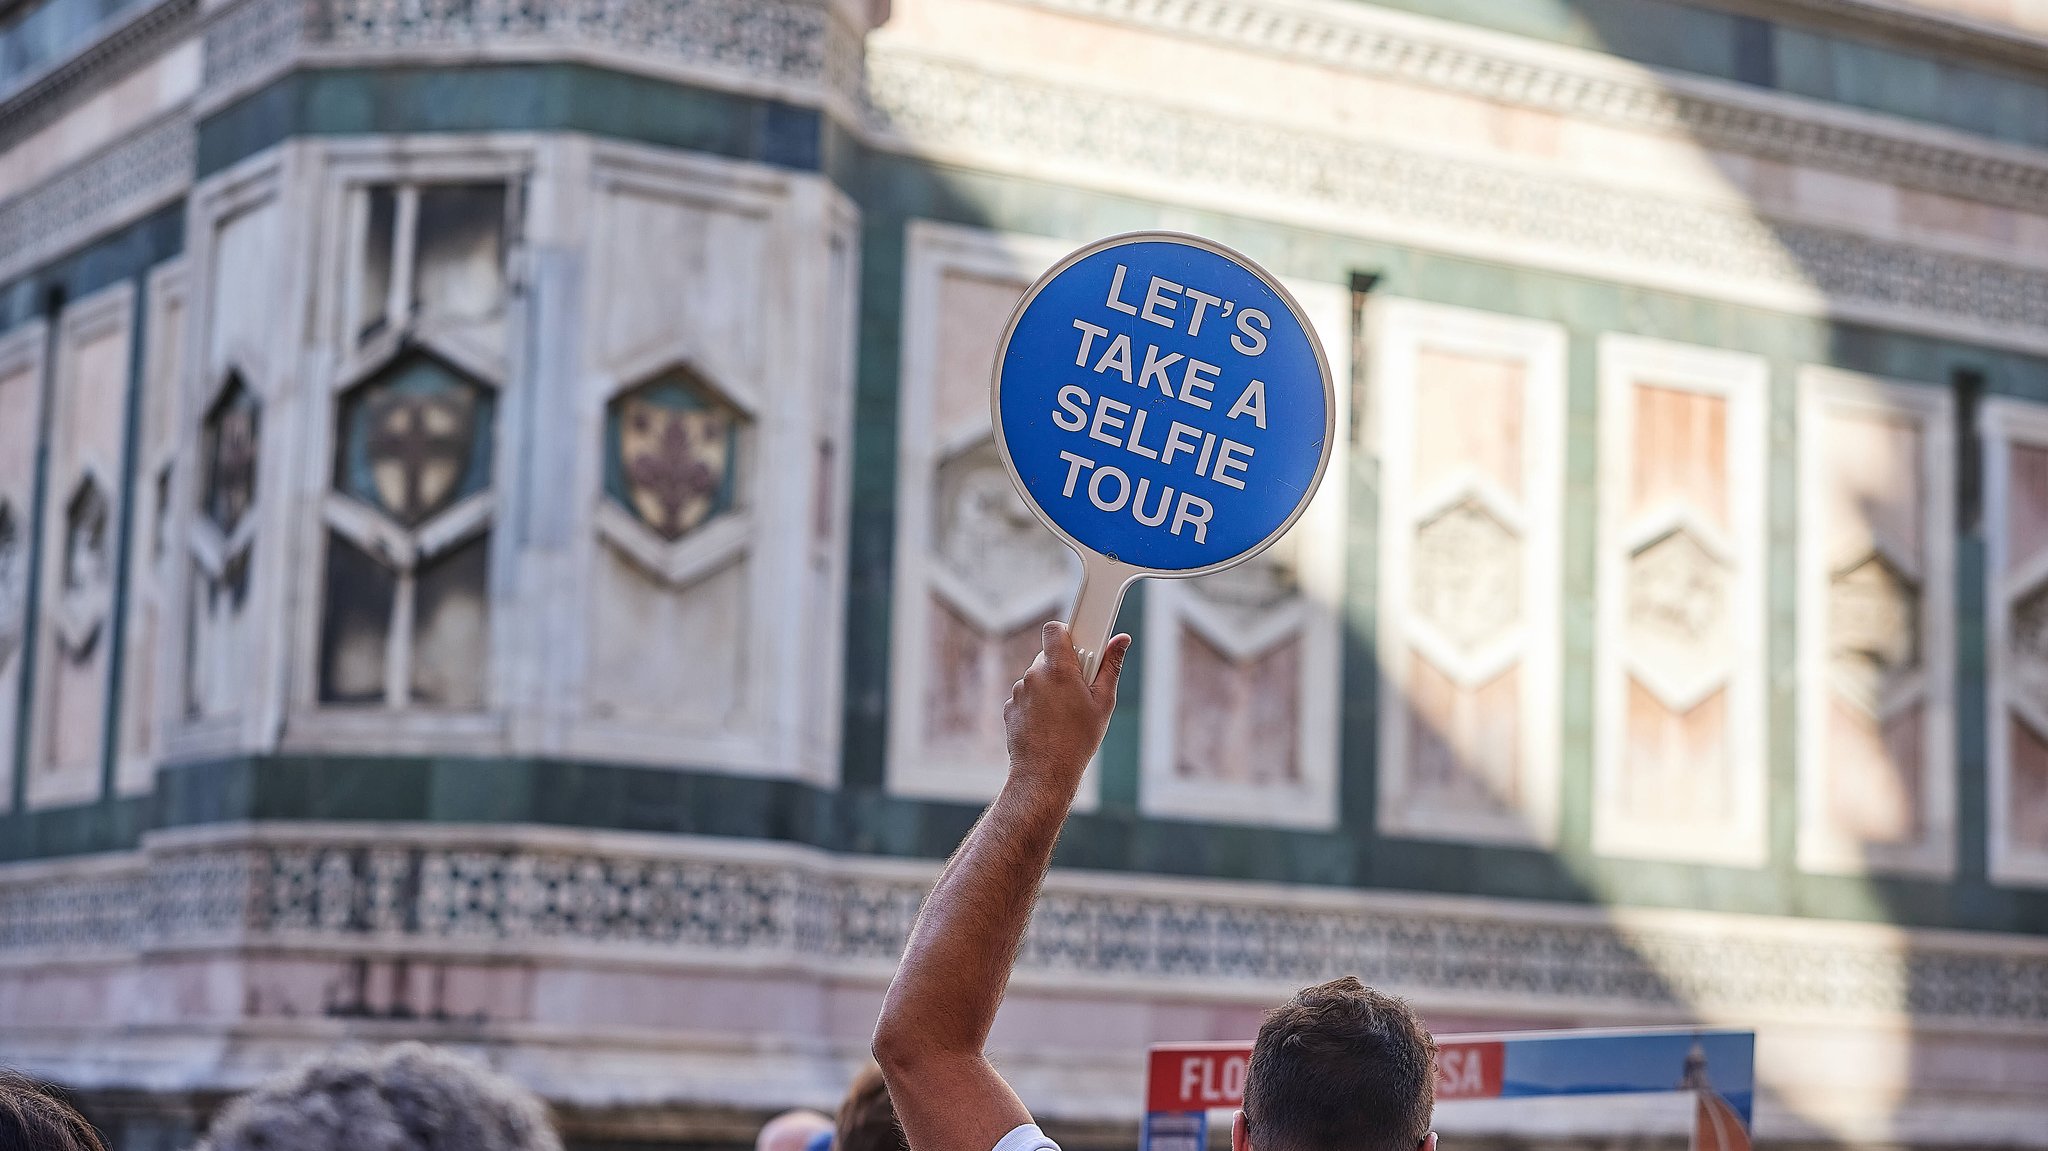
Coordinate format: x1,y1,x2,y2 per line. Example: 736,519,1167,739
2,829,2045,1027
202,0,863,107
0,115,194,285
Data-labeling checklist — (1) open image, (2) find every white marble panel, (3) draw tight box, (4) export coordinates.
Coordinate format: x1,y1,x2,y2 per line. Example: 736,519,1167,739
885,220,1085,805
0,324,48,814
1982,397,2048,886
1373,300,1565,846
1138,278,1348,830
28,284,134,809
1796,367,1955,877
1593,336,1769,866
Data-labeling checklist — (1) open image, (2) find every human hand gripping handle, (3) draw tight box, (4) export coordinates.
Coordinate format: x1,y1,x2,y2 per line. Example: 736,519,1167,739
873,622,1131,1151
1005,620,1130,798
1066,554,1131,683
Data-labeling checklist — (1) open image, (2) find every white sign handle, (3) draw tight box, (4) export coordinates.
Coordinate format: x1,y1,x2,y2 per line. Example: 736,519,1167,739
1069,551,1133,684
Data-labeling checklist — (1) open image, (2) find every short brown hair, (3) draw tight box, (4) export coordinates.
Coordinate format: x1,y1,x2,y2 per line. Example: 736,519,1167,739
0,1070,107,1151
834,1064,907,1151
1240,978,1435,1151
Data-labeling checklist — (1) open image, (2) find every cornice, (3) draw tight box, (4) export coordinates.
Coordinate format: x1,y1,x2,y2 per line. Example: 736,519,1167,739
1001,0,2048,217
1729,0,2048,75
862,49,2048,349
0,0,198,152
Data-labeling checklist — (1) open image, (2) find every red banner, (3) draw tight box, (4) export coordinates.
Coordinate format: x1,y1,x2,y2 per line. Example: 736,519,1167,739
1433,1040,1506,1100
1145,1044,1253,1112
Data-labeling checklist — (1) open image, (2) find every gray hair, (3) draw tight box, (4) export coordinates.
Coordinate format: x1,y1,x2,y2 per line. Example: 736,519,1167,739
197,1043,562,1151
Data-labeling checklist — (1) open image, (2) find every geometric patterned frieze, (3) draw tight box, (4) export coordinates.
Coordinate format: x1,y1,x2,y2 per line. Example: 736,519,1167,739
0,115,196,286
208,0,860,103
7,829,2048,1027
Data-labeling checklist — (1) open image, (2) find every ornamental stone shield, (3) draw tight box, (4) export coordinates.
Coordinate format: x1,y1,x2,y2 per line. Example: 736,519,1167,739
202,373,260,534
608,373,741,541
56,477,112,659
337,352,492,528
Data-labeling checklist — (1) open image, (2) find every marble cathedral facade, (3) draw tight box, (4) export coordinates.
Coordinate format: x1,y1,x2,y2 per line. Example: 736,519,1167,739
5,0,2048,1145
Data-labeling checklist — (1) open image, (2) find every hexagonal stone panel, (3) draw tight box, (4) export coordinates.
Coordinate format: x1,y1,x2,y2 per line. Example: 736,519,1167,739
201,371,260,534
2012,579,2048,714
1628,528,1728,701
1410,500,1521,655
605,368,746,542
1829,551,1920,710
335,351,494,528
931,440,1070,606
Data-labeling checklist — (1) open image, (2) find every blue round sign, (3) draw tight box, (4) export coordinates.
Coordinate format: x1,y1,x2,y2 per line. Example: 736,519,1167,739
993,233,1334,575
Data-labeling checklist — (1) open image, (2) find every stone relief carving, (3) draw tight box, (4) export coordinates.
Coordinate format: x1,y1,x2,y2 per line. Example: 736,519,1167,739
1830,552,1921,713
1628,528,1729,704
55,476,112,659
931,441,1071,612
1411,501,1521,654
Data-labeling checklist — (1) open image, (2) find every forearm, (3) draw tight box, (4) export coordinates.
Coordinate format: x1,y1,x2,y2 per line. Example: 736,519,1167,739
874,779,1071,1065
874,622,1129,1151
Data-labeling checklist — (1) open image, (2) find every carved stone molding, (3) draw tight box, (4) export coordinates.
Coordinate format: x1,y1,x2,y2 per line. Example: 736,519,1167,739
202,0,866,112
0,0,198,151
3,825,2047,1028
0,113,194,290
1003,0,2048,217
863,51,2048,342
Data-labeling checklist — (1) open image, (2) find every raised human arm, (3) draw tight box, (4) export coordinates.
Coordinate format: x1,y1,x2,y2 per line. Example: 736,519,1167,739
872,621,1131,1151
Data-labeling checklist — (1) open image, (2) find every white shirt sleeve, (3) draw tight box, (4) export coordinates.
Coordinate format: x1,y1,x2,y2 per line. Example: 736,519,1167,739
990,1123,1061,1151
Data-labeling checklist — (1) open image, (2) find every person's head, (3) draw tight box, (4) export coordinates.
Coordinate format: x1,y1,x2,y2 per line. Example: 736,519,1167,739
834,1064,907,1151
0,1070,106,1151
1233,977,1436,1151
757,1108,835,1151
197,1042,561,1151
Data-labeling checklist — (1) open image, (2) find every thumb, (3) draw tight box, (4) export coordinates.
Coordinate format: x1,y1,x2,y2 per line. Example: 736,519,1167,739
1091,633,1133,703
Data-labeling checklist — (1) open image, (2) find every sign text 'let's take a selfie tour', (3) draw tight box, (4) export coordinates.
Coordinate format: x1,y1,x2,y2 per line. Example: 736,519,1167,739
993,233,1335,674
